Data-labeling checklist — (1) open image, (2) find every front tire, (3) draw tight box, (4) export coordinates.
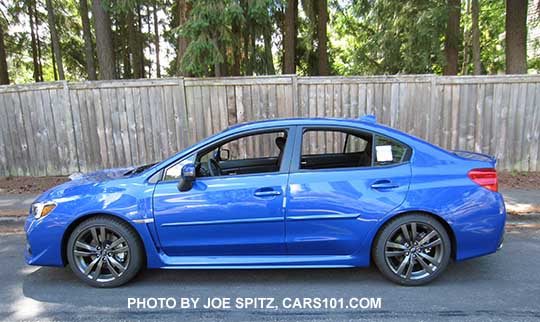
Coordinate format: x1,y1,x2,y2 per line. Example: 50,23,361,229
373,213,451,286
67,216,143,287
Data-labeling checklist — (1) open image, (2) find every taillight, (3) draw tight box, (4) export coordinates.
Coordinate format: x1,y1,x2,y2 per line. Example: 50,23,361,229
467,168,498,192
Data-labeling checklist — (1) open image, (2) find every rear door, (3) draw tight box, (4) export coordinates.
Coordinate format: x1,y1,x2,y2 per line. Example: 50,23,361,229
285,127,412,255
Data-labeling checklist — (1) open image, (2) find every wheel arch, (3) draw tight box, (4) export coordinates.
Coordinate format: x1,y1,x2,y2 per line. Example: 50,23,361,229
61,212,148,266
370,210,457,261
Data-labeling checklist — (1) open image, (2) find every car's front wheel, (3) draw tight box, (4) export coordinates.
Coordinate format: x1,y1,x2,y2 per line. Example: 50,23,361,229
373,213,451,286
66,216,143,287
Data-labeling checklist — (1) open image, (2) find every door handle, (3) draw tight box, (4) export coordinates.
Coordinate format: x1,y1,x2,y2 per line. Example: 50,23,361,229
371,180,399,190
254,190,282,197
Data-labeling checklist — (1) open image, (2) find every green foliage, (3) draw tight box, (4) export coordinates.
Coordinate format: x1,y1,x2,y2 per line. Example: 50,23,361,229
0,0,530,82
178,0,243,76
332,0,447,75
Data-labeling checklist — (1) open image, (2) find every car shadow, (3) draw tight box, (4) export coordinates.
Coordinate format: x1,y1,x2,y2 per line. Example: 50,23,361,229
21,254,500,307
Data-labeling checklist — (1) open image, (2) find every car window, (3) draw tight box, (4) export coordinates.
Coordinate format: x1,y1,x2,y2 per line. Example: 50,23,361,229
196,130,287,177
374,135,410,166
217,132,284,160
163,154,196,181
300,130,373,170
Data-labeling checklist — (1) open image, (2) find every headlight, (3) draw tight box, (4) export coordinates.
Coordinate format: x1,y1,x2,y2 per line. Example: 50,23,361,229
31,202,57,219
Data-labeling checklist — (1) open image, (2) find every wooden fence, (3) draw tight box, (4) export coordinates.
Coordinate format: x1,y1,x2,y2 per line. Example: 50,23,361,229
0,74,539,176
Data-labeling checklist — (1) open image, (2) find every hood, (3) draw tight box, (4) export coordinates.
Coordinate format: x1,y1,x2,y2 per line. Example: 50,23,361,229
68,167,134,182
34,167,134,203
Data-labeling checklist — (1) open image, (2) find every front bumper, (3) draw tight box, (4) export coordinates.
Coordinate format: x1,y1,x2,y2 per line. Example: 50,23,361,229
25,213,66,267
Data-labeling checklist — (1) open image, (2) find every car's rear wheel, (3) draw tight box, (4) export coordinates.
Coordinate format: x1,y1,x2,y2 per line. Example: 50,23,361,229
67,216,143,287
373,213,451,286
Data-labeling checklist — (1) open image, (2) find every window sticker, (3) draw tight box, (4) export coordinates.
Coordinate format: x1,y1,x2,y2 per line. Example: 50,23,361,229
376,145,393,162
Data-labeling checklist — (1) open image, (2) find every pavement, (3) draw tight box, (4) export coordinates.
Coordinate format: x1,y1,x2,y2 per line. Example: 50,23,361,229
0,226,539,322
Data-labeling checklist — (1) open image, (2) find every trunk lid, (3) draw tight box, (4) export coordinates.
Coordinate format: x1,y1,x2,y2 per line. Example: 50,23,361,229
452,150,497,167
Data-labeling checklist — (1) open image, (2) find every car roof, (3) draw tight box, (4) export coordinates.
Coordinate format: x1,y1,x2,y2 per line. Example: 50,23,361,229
227,117,383,131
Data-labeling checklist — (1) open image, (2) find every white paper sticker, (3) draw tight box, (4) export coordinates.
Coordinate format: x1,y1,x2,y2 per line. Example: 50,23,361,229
376,145,393,162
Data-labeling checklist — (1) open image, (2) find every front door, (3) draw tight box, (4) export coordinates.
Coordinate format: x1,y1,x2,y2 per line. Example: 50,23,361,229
152,128,294,256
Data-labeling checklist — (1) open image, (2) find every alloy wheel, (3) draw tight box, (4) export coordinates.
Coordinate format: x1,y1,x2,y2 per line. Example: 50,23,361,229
384,222,444,281
72,226,130,283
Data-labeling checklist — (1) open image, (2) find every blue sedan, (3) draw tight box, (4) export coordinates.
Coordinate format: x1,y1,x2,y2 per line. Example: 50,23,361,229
24,116,505,287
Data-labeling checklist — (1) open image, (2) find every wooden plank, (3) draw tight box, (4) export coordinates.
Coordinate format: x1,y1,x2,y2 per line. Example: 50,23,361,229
163,85,177,156
124,87,139,165
490,84,501,165
184,85,197,146
93,88,109,169
100,88,114,167
10,92,29,175
209,86,220,135
143,86,156,162
176,80,190,149
481,83,494,154
40,90,58,174
466,84,477,151
496,83,511,169
83,89,100,171
155,86,169,160
522,83,536,171
132,87,148,162
530,84,540,171
199,85,212,139
217,86,228,132
474,84,484,153
226,85,238,127
75,90,90,172
0,94,14,175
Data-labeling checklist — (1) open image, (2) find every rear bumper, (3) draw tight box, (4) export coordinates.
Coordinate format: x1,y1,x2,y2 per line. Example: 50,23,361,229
497,233,504,250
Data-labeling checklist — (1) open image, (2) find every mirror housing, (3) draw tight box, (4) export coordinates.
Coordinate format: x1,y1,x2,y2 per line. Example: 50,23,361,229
217,148,230,161
177,163,196,192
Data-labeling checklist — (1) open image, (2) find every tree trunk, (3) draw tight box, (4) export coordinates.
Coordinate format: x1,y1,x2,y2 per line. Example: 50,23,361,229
79,0,97,80
0,17,10,84
472,0,481,74
51,44,58,80
45,0,65,80
120,13,132,78
283,0,297,74
316,0,329,75
444,0,461,75
506,0,528,74
35,7,44,81
137,6,145,77
92,0,116,79
153,3,161,78
263,28,276,75
176,0,191,76
231,18,241,76
240,0,253,75
127,9,144,79
28,0,41,82
461,0,471,74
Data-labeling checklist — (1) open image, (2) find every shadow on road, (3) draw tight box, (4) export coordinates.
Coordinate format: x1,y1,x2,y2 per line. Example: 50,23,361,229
21,254,498,307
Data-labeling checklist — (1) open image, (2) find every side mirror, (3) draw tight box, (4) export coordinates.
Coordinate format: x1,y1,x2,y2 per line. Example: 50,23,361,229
177,163,196,192
217,148,230,161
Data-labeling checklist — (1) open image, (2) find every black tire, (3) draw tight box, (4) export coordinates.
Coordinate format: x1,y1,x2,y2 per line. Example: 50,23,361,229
373,213,451,286
66,216,144,287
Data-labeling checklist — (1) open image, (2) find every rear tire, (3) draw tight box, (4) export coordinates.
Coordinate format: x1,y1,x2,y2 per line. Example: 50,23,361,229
67,216,144,287
373,213,451,286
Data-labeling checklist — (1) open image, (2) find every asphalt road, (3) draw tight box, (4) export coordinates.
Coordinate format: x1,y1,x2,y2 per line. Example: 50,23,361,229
1,227,540,322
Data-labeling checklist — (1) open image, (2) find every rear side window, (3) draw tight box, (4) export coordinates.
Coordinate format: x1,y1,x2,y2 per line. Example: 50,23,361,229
300,129,373,170
374,135,410,166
